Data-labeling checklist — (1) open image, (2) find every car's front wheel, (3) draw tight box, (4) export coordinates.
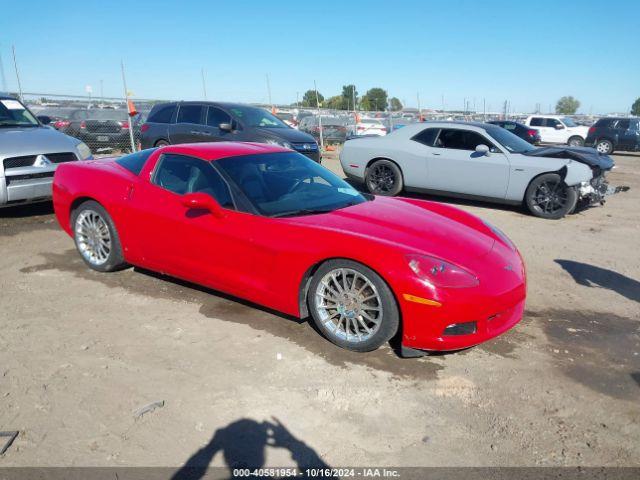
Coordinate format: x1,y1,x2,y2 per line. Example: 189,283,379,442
365,159,403,196
72,200,127,272
308,260,399,352
568,136,584,147
524,173,578,219
595,139,613,154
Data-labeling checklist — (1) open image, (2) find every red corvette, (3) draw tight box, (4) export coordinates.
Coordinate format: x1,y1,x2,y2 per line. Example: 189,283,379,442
52,142,526,356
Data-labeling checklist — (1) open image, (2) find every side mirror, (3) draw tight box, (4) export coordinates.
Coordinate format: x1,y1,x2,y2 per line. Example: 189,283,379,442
37,115,52,125
219,123,233,132
555,124,564,130
475,144,490,156
181,192,225,218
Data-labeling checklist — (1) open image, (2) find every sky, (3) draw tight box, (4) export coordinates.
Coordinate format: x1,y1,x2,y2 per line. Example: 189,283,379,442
1,0,638,113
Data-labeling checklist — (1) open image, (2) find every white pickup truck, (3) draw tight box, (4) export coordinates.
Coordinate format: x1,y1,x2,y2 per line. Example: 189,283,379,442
524,115,590,147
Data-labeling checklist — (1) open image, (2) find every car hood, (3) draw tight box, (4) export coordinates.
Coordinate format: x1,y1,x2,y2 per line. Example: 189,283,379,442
0,126,80,158
290,196,495,264
524,146,614,171
256,127,317,144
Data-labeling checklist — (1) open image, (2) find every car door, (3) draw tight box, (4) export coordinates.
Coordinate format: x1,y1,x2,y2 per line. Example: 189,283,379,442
168,104,206,144
614,119,634,150
425,128,510,199
197,106,236,142
125,152,276,299
529,117,550,142
544,118,566,143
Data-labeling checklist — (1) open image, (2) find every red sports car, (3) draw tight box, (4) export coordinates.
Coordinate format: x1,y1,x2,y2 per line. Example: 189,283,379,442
52,142,526,356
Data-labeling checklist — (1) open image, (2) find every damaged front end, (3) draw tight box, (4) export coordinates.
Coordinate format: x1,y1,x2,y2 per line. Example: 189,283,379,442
577,174,629,206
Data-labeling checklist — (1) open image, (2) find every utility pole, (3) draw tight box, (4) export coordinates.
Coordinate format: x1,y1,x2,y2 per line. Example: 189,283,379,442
11,45,23,101
120,60,136,152
0,43,7,92
441,94,445,113
266,74,272,108
417,92,421,121
352,85,357,114
201,68,207,100
314,80,323,149
296,91,299,108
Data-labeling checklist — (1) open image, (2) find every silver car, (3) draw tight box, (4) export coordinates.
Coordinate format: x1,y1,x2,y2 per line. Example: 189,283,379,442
0,95,92,207
340,121,617,219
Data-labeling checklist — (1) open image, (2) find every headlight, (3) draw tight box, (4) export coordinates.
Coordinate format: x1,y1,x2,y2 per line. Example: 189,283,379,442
265,139,292,150
76,142,92,160
482,220,516,251
406,254,479,288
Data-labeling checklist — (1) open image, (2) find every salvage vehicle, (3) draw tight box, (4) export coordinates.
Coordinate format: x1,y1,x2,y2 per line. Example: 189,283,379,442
523,115,589,146
0,95,93,208
340,122,619,219
52,142,526,356
140,101,320,162
585,117,640,154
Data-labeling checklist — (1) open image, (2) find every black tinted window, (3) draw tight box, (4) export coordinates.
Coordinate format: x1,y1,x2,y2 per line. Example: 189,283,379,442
148,104,176,123
116,148,157,175
206,107,231,128
176,105,204,124
436,129,494,151
545,118,560,127
530,117,544,127
615,119,630,130
412,128,439,146
594,118,613,128
153,154,233,208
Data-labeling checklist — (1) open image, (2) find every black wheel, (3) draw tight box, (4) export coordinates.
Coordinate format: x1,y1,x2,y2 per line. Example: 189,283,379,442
524,173,578,220
365,159,403,196
71,200,127,272
595,139,613,154
567,136,584,147
155,139,170,147
308,259,399,352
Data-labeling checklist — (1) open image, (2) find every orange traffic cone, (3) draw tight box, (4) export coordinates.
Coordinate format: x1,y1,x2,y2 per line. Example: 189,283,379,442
127,99,138,117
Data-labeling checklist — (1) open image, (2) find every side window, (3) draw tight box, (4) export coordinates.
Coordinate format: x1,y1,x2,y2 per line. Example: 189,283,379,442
206,107,231,128
530,117,544,127
436,129,495,151
116,148,157,175
411,128,439,146
148,104,176,124
176,105,204,124
615,119,630,130
503,122,517,131
152,154,234,209
545,118,560,128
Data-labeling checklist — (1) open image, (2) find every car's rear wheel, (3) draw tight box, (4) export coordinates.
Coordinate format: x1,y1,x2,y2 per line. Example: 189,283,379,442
72,200,127,272
365,159,403,196
155,139,169,147
524,173,578,220
308,259,399,352
568,136,584,147
595,139,613,154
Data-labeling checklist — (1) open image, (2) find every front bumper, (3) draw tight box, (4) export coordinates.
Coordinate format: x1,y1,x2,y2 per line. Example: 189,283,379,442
0,169,55,206
394,244,527,352
577,174,629,206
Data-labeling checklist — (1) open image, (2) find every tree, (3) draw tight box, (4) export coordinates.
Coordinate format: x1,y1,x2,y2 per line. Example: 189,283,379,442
389,97,403,111
324,95,343,110
360,88,388,111
555,96,580,115
631,98,640,116
301,89,324,108
341,85,358,110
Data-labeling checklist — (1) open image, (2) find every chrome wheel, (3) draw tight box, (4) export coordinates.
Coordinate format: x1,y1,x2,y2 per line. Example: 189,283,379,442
596,141,612,154
75,210,111,266
314,268,383,343
532,180,569,215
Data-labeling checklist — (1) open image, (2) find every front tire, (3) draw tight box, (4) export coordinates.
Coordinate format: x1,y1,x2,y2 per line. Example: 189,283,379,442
524,173,578,219
365,159,403,196
308,260,399,352
72,200,127,272
568,136,584,147
595,139,613,154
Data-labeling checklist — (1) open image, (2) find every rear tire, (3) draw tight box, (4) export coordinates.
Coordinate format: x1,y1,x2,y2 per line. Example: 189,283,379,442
595,139,613,154
365,159,403,196
568,136,584,147
155,139,170,147
71,200,127,272
524,173,578,220
308,259,399,352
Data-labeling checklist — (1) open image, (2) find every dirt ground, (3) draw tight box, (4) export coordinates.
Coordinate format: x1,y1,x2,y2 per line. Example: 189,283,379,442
0,150,639,469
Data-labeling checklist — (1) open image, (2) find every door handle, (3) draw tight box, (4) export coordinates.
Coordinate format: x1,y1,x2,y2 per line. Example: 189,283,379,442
190,130,202,135
432,152,441,156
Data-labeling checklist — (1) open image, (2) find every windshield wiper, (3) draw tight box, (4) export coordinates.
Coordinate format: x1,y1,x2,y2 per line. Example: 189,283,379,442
270,208,335,218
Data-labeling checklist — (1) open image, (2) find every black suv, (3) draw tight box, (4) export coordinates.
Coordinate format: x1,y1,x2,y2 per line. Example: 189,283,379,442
140,101,320,162
585,117,640,154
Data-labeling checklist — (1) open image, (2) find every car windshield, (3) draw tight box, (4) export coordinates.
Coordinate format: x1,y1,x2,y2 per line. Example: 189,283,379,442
228,106,288,128
0,98,39,127
485,125,536,154
561,117,577,127
215,152,368,217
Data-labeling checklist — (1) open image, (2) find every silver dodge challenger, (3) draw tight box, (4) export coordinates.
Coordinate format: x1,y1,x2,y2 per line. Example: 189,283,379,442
0,95,92,208
340,121,622,219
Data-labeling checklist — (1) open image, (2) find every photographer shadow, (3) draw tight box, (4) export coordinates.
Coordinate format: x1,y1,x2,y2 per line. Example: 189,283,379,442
171,417,331,480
